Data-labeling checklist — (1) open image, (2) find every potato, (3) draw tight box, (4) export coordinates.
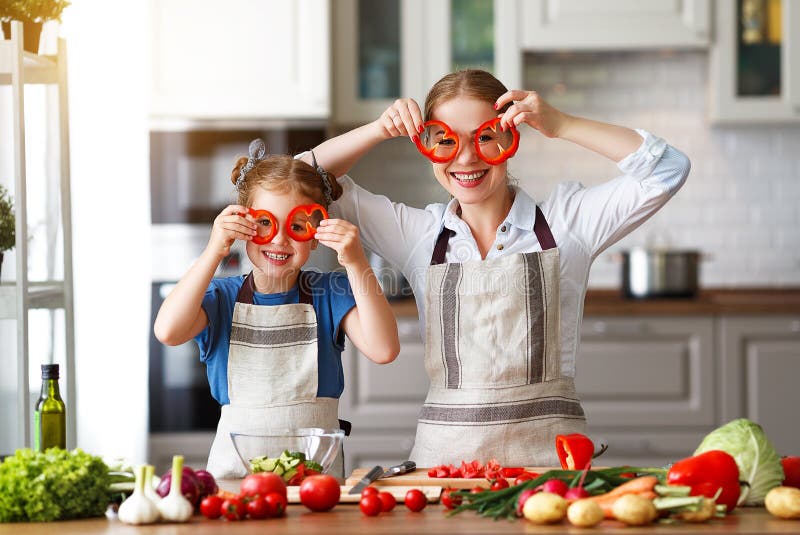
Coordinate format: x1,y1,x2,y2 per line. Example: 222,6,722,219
567,499,604,527
676,498,716,523
765,486,800,519
611,494,657,526
522,491,568,524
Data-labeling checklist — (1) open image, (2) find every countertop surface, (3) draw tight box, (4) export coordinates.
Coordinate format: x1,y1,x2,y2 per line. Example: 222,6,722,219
389,288,800,317
0,507,795,534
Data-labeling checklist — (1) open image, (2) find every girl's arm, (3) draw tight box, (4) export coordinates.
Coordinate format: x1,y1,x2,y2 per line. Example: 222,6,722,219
496,89,643,163
315,219,400,363
154,204,256,346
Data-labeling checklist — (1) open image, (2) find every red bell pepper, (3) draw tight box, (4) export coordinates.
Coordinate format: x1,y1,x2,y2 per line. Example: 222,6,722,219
414,120,460,163
667,449,741,512
473,117,520,165
286,204,328,242
555,433,595,470
247,208,278,245
782,456,800,488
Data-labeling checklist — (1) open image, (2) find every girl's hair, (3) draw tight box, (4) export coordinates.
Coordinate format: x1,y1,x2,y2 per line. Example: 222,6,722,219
229,154,342,208
424,69,511,121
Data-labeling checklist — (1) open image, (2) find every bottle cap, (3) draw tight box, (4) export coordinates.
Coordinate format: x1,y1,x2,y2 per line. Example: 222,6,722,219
41,364,59,380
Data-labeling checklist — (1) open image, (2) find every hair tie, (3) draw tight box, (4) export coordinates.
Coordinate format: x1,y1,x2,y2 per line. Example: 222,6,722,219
311,150,334,205
236,138,268,191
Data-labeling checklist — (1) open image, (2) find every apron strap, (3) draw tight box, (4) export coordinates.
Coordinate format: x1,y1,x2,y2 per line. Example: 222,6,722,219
235,271,314,305
429,206,557,265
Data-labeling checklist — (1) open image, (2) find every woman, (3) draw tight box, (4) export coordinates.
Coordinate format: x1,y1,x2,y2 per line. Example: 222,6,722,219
304,69,690,467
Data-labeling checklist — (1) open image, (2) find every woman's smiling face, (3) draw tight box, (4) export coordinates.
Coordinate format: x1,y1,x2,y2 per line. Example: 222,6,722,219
429,96,509,207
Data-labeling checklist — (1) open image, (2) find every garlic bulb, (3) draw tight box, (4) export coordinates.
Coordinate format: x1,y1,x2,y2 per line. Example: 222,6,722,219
118,464,160,525
157,455,193,522
144,464,161,503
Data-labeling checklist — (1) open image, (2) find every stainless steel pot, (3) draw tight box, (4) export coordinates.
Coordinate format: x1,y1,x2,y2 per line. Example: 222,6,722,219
620,248,700,299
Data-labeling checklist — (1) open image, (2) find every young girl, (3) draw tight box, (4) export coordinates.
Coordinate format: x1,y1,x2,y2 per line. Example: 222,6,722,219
305,70,690,467
154,139,400,479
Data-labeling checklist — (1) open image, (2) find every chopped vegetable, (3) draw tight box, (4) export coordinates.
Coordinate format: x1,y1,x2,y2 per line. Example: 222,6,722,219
694,418,784,506
156,455,193,522
765,486,800,519
250,450,322,484
118,465,160,525
0,448,110,523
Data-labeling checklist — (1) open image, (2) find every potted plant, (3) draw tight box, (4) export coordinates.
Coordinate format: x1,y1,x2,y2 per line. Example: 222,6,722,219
1,0,70,54
0,185,14,279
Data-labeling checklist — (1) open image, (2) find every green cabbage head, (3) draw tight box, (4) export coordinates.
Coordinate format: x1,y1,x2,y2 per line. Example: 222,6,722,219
694,418,784,506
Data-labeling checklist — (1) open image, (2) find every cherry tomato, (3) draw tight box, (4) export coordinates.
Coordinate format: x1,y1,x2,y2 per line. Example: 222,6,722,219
200,494,224,519
299,474,341,512
240,472,287,499
360,494,382,516
405,489,427,512
378,491,396,512
264,491,287,517
500,467,525,478
361,486,380,498
245,495,270,519
490,478,509,491
221,497,246,521
470,486,485,494
440,488,462,510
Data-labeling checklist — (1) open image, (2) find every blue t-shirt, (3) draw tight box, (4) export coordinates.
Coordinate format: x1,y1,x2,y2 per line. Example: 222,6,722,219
195,271,356,405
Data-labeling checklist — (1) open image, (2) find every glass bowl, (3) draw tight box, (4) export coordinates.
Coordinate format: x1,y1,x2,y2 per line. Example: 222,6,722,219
230,428,345,476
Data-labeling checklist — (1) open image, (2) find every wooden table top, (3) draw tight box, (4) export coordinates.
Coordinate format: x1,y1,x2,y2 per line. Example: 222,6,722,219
0,506,796,534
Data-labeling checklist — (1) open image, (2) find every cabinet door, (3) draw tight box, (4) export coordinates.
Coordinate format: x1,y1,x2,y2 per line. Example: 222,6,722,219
718,316,800,453
577,316,715,427
519,0,710,50
150,0,329,119
710,0,800,123
584,430,711,468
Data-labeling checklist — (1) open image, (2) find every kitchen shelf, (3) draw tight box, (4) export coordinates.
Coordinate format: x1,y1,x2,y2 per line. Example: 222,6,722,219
0,21,76,451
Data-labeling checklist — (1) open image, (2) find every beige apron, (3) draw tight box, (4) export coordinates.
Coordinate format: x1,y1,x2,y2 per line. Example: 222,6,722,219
206,272,344,479
409,206,586,467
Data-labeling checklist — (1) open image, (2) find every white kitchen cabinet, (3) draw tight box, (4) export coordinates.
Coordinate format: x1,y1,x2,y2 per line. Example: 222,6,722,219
709,0,800,123
516,0,710,51
718,315,800,454
149,0,329,120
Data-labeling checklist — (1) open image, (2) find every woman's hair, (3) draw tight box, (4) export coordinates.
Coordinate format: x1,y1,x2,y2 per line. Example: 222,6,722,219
230,154,342,208
424,69,511,121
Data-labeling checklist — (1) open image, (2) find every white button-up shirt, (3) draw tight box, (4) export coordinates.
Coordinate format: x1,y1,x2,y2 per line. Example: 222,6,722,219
331,129,690,377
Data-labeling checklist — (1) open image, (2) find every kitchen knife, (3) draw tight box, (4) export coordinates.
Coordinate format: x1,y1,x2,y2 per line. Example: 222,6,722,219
348,461,417,495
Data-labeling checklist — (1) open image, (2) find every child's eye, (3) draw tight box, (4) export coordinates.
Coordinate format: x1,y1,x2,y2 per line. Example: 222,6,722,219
257,218,273,228
291,223,305,232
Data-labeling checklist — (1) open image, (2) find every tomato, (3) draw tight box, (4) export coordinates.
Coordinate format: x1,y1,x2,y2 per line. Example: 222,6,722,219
500,467,525,478
361,486,380,498
440,488,462,510
514,473,533,485
264,491,287,517
469,486,485,494
782,457,800,488
360,494,382,516
200,495,224,519
490,478,509,491
240,472,287,499
377,491,396,512
221,497,246,521
405,489,427,512
299,474,340,512
245,495,270,519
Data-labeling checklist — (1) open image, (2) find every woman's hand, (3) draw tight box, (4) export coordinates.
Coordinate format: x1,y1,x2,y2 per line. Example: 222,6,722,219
377,98,425,141
495,90,570,139
315,219,368,268
207,204,256,257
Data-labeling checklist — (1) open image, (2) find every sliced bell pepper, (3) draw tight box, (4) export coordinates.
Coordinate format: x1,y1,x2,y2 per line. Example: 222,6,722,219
414,120,460,163
667,449,741,512
247,208,278,245
555,433,595,470
286,204,328,242
474,117,520,165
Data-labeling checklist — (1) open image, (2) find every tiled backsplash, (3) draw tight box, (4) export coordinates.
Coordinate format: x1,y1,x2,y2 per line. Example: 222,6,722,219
344,51,800,288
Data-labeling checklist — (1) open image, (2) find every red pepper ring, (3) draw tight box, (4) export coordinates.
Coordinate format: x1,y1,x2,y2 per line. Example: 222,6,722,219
246,208,278,245
414,120,460,163
555,433,595,471
286,204,329,242
474,117,520,165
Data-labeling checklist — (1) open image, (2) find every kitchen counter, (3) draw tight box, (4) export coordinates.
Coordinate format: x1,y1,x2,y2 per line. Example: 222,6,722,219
0,507,795,534
389,289,800,318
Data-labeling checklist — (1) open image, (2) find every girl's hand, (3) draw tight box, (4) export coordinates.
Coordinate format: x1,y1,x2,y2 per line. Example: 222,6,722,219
314,219,368,268
495,90,570,139
377,98,424,141
208,204,256,257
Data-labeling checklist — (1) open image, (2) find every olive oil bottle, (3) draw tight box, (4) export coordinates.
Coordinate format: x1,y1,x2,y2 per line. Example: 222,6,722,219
33,364,66,450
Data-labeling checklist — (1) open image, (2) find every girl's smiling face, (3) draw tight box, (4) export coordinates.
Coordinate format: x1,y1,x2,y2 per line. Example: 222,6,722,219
245,187,318,287
429,96,510,207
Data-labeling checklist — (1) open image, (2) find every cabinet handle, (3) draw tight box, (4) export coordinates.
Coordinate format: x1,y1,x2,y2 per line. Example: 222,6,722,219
590,321,649,335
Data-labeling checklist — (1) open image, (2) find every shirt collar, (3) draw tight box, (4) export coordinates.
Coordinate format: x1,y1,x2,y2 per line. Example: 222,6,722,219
441,186,538,233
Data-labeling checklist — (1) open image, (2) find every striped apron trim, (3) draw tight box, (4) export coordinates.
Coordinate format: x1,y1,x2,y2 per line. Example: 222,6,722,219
419,397,585,425
439,263,462,388
230,324,318,347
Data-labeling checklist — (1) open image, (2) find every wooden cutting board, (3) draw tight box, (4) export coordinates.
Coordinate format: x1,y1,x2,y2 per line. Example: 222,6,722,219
217,479,442,503
345,467,559,490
